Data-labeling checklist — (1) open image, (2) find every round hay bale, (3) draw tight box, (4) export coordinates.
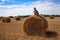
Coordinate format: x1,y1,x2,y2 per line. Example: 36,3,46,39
23,15,48,36
15,17,21,21
2,17,11,23
50,15,55,19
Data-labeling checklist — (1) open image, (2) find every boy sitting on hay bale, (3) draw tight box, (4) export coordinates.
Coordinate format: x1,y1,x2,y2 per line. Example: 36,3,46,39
23,7,48,37
33,7,39,16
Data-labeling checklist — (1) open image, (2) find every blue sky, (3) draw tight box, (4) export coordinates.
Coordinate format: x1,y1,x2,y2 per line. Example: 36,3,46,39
0,0,60,16
0,0,60,5
0,0,37,5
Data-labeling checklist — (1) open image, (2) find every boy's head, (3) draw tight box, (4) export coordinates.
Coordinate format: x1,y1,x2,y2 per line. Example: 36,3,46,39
34,7,36,10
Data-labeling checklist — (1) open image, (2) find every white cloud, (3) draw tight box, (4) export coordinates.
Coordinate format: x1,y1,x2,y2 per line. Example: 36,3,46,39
1,0,9,2
0,0,14,5
2,0,13,2
2,0,5,2
44,0,54,2
0,0,60,16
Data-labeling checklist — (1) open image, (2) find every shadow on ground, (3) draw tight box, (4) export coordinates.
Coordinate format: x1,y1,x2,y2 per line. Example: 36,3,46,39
45,31,58,38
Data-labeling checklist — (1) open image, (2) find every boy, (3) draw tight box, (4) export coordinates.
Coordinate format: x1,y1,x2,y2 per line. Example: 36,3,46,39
33,7,39,16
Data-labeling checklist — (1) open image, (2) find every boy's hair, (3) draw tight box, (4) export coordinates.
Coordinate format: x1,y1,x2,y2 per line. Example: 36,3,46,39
34,7,36,10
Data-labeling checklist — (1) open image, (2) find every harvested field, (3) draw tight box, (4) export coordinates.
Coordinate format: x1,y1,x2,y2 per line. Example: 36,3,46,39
0,17,60,40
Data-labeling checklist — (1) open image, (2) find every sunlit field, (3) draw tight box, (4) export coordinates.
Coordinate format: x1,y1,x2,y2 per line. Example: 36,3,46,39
0,17,60,40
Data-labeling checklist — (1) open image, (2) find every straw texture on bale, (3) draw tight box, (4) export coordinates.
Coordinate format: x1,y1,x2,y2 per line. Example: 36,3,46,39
23,15,48,36
2,17,11,23
15,17,21,21
50,16,55,19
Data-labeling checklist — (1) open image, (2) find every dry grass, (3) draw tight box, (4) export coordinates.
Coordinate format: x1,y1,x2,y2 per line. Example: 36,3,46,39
0,17,60,40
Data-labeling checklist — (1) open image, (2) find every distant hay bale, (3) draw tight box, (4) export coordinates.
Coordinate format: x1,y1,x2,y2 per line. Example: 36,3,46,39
23,15,48,36
0,17,2,20
50,15,55,19
0,17,1,20
2,17,11,23
15,17,21,21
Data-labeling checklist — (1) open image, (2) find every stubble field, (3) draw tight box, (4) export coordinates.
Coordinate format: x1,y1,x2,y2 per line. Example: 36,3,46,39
0,17,60,40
